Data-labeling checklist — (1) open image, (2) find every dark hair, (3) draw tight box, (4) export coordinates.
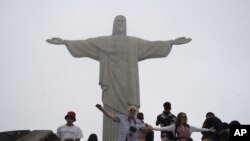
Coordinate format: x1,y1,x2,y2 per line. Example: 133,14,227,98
137,112,144,120
222,122,229,129
206,112,215,118
229,120,241,125
163,102,171,110
87,134,98,141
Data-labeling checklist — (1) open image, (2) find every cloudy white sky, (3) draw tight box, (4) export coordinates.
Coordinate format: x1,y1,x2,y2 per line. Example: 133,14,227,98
0,0,249,141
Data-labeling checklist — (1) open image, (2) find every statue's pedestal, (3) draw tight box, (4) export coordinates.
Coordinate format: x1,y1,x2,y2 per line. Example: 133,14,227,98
103,104,123,141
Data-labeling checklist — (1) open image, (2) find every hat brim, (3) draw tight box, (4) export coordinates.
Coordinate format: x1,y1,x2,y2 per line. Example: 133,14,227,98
65,115,76,121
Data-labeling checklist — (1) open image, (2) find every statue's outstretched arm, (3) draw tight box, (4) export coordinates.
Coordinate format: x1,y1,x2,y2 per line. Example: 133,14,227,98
172,37,192,45
46,37,66,45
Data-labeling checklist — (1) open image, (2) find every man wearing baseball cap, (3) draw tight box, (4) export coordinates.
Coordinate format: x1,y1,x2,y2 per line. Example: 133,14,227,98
56,111,84,141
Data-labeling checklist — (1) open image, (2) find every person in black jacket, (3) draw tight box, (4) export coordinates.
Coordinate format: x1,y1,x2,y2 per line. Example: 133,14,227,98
156,102,176,141
201,112,223,141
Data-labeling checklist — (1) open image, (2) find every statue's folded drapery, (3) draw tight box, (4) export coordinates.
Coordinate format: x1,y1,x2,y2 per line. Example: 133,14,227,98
65,36,173,114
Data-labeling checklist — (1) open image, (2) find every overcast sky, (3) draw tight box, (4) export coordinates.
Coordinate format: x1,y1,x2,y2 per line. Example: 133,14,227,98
0,0,250,141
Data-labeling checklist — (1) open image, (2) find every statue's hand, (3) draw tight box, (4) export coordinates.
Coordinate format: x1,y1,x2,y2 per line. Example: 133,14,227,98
46,37,65,45
173,37,192,45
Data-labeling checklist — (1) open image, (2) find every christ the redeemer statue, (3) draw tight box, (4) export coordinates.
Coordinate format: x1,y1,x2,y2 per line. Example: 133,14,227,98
46,15,191,141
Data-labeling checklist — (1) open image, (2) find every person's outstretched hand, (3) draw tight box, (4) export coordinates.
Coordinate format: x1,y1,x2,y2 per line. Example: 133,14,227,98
209,127,216,132
145,124,153,131
96,104,103,111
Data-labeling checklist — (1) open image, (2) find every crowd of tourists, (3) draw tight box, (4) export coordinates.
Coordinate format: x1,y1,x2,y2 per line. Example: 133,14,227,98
56,102,240,141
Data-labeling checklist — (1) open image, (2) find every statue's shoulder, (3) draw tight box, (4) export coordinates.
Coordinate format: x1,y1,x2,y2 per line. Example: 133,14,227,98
87,36,113,43
88,36,143,41
98,36,140,41
126,36,144,42
127,36,139,39
89,36,144,44
88,35,111,40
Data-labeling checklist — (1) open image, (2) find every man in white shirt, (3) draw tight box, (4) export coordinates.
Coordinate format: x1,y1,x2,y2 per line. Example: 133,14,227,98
57,111,83,141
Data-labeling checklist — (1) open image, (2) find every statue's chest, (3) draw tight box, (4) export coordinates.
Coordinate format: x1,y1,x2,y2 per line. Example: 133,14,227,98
110,43,127,54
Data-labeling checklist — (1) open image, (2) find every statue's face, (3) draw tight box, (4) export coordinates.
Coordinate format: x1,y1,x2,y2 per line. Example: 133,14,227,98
114,16,126,34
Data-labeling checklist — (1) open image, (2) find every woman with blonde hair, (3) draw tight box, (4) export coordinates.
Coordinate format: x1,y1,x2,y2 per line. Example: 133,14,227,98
153,112,215,141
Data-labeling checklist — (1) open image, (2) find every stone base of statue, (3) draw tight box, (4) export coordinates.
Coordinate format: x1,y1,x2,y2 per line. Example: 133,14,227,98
103,104,123,141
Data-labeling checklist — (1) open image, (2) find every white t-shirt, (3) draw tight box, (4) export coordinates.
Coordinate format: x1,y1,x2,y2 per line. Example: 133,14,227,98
57,124,83,141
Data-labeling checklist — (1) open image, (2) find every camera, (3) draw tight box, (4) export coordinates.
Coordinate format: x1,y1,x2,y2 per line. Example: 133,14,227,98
187,137,193,141
129,126,137,133
175,137,193,141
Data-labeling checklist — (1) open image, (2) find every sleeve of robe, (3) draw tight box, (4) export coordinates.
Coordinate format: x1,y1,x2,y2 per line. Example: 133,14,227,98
137,39,173,61
64,38,101,61
153,124,175,132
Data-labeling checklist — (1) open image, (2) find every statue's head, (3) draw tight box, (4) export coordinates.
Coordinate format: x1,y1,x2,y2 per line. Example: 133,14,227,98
112,15,127,36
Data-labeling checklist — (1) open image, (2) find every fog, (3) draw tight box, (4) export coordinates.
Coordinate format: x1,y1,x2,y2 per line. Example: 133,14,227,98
0,0,249,141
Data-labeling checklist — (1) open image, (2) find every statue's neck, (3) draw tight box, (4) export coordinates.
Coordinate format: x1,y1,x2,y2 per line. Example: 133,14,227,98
113,31,125,36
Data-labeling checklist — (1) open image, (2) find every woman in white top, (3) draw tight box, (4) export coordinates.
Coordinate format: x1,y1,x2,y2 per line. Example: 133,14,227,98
153,112,215,141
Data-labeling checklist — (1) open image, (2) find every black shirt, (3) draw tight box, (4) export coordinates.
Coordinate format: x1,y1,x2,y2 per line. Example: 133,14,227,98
202,116,223,141
156,111,175,139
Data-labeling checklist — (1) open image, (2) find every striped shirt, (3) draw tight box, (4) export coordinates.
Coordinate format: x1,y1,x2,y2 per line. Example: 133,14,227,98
113,114,145,141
